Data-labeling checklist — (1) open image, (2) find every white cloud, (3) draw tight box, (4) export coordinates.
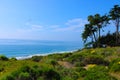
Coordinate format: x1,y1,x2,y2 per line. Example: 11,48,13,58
53,18,88,32
18,18,87,33
49,25,60,29
66,18,87,26
31,25,44,30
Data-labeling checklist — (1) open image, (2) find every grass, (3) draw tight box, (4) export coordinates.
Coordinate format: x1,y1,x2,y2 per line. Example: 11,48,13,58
0,47,120,80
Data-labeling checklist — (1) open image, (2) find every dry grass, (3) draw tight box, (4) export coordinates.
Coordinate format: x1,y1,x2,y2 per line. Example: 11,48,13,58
110,72,120,80
58,61,74,68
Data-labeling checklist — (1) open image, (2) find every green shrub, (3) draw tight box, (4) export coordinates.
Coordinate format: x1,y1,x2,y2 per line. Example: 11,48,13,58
82,55,109,66
11,69,21,77
37,77,44,80
62,76,73,80
3,74,15,80
66,54,84,63
31,56,43,62
0,67,4,72
62,53,72,58
10,57,17,61
59,67,78,80
84,66,116,80
50,60,58,68
109,58,120,72
0,55,9,61
74,62,84,67
110,63,120,72
43,69,61,80
75,67,87,77
18,72,30,80
10,65,42,80
30,65,43,79
20,65,30,72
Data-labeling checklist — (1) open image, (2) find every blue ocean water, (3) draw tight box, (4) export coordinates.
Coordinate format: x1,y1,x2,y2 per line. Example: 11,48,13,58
0,39,83,59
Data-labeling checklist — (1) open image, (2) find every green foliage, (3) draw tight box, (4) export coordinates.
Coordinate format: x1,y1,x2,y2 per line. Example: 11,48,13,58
109,5,120,45
109,58,120,72
84,66,117,80
75,67,87,77
99,32,117,46
82,4,120,48
82,55,109,66
66,53,84,63
0,47,120,80
0,66,4,72
59,68,78,80
43,69,61,80
1,64,61,80
31,56,43,62
50,60,58,68
10,57,17,61
47,53,72,61
3,74,15,80
18,72,30,80
0,55,9,61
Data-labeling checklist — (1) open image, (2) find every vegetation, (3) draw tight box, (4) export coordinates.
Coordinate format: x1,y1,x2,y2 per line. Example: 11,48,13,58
0,47,120,80
82,4,120,48
0,4,120,80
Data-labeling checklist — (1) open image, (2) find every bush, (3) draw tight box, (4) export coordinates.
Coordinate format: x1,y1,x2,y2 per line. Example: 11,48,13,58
3,74,15,80
82,55,109,66
10,57,17,61
1,64,60,80
74,62,84,67
59,67,79,80
0,67,4,72
75,67,87,77
109,58,120,72
18,72,30,80
43,69,61,80
110,63,120,72
31,56,43,62
19,65,30,72
84,66,116,80
0,55,9,61
50,60,58,68
66,54,84,63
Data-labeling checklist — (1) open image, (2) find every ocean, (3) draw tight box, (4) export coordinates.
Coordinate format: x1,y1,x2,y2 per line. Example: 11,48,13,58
0,39,83,59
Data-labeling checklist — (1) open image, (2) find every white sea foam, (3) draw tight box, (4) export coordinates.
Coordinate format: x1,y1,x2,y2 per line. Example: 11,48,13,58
16,49,78,60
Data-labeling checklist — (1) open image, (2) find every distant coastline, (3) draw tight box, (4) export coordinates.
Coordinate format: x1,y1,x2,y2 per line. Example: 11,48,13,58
16,49,79,60
0,39,83,59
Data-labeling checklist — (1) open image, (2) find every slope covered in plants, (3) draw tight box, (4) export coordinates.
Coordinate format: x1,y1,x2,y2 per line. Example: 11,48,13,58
0,47,120,80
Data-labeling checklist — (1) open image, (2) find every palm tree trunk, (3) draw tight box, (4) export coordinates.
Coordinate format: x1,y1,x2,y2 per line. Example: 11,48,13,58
92,32,97,42
99,28,100,39
98,27,101,47
92,32,97,48
116,18,119,45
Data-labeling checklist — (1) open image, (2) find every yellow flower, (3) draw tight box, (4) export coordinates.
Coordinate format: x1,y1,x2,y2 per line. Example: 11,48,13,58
118,61,120,64
91,50,95,54
105,66,108,69
87,64,96,69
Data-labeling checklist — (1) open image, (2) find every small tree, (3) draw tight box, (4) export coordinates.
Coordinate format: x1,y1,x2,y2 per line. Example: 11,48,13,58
109,5,120,45
82,14,108,48
82,24,97,47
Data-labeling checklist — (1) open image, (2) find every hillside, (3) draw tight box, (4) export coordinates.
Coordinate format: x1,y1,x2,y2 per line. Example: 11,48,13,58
0,47,120,80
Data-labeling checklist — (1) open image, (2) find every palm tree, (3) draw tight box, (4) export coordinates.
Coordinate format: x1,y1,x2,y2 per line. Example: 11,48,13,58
83,14,109,47
93,14,109,40
109,5,120,44
82,24,97,47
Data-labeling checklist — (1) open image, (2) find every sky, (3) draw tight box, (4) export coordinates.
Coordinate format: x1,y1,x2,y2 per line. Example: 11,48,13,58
0,0,119,41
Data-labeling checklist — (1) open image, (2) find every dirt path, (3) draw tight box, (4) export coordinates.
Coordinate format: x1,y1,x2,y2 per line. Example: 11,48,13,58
58,61,74,68
110,72,120,80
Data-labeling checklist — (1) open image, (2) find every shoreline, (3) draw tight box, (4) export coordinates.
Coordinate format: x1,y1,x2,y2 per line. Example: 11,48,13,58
15,49,80,60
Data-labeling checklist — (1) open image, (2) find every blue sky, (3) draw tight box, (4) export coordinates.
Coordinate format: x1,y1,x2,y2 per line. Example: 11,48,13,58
0,0,119,41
